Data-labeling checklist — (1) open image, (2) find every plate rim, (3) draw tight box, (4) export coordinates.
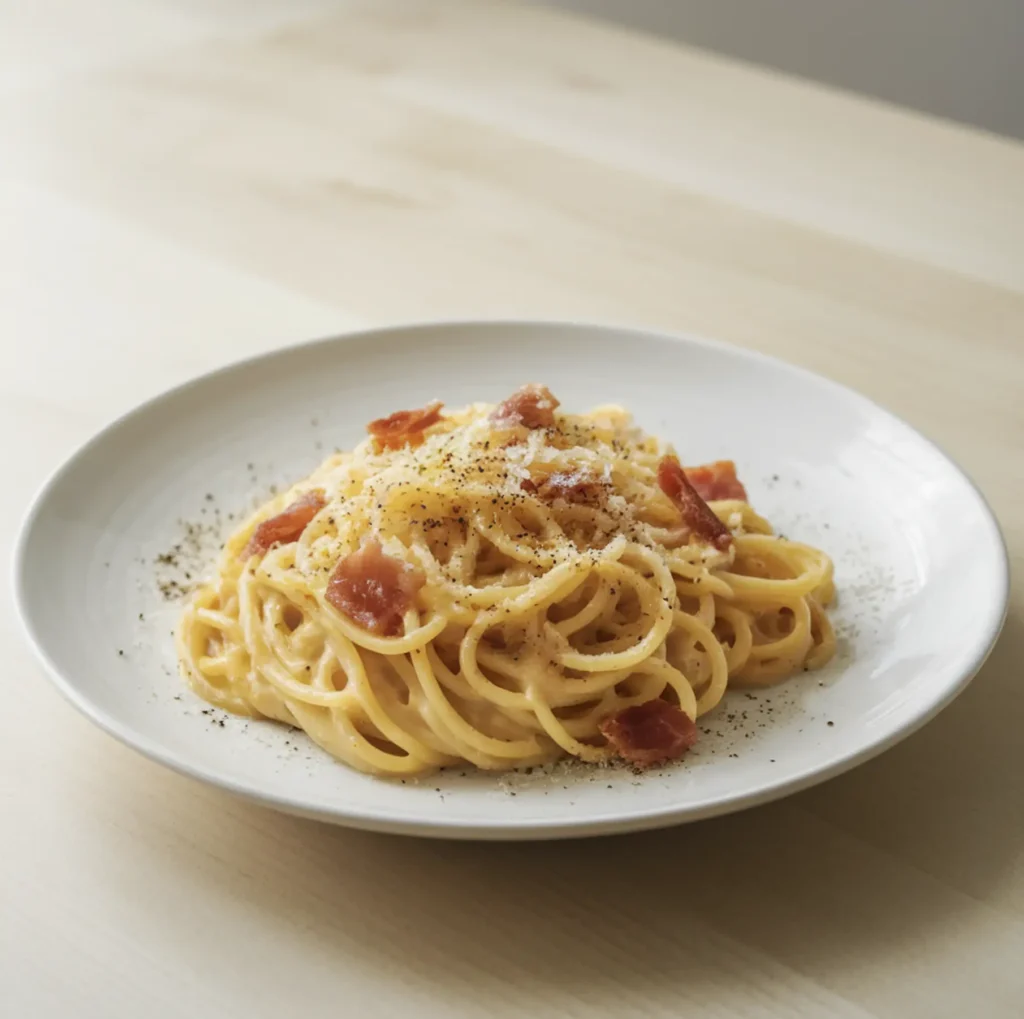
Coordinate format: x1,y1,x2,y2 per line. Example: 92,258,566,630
12,318,1011,839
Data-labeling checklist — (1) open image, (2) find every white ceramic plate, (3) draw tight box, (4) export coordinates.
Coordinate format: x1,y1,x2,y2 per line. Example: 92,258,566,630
15,321,1008,839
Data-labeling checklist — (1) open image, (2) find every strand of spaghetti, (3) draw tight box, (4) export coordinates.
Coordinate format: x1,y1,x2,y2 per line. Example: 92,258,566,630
746,598,813,662
449,528,481,586
477,641,632,704
315,592,449,654
806,597,838,669
670,609,730,715
459,561,593,708
556,547,675,672
194,607,243,641
528,693,611,762
710,500,773,534
177,620,256,715
409,645,543,760
638,656,698,720
410,561,534,608
423,644,479,701
718,536,829,602
444,655,544,733
238,565,352,709
311,606,456,763
196,648,247,679
714,603,755,674
663,544,720,579
673,573,735,598
262,594,325,678
550,579,615,637
286,696,434,774
695,593,717,628
732,604,814,682
474,508,567,568
361,653,459,762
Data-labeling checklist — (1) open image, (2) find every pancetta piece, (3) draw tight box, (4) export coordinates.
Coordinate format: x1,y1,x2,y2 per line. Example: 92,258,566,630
368,401,444,453
491,384,560,429
242,490,326,558
657,455,733,551
599,699,698,766
325,539,425,636
685,460,748,502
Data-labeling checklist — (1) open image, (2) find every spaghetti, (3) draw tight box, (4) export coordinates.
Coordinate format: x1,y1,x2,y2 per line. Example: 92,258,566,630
177,386,836,775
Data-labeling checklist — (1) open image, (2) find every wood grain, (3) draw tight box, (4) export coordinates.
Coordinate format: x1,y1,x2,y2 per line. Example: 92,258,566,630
2,2,1022,1016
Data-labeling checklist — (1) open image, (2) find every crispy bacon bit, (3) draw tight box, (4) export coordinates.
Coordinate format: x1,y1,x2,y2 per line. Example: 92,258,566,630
242,490,326,558
599,699,698,767
368,400,444,453
325,539,425,636
533,467,607,503
657,455,733,551
491,384,560,429
685,460,748,502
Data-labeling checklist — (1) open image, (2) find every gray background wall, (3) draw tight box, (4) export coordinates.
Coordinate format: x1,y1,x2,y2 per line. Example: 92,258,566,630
540,0,1024,140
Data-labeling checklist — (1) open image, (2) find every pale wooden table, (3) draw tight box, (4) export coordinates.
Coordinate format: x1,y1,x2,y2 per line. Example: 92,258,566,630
3,2,1023,1016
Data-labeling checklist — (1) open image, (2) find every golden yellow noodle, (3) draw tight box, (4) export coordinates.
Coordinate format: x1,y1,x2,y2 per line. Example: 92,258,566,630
177,399,835,775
